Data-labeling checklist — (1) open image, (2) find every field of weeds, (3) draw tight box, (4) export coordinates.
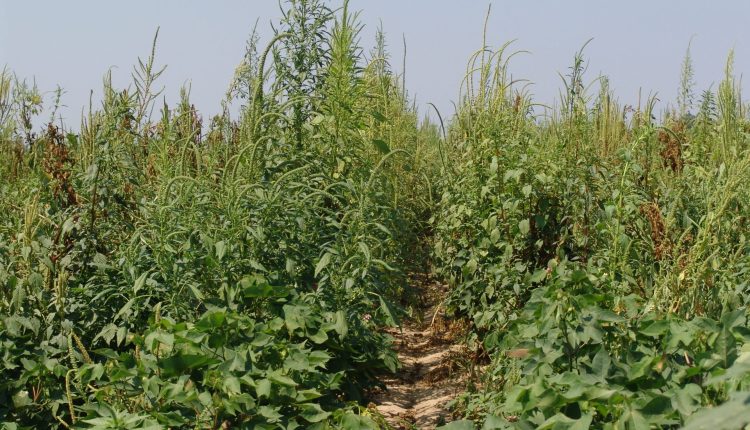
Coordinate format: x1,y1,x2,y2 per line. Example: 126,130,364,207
2,2,750,429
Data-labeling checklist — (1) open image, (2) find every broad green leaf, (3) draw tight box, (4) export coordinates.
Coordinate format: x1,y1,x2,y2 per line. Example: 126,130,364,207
529,269,547,284
299,403,330,423
315,253,332,277
639,319,669,337
113,298,136,322
241,276,288,298
308,329,328,344
591,348,611,379
569,414,593,430
518,219,530,235
158,353,218,377
11,390,31,408
259,405,282,421
296,389,323,401
377,294,399,327
133,272,148,294
437,420,475,430
307,350,330,367
284,305,308,332
641,395,672,416
626,410,650,430
371,111,387,122
256,378,271,399
340,412,378,430
481,415,509,430
215,240,227,261
223,376,241,395
144,330,174,351
267,371,297,387
372,139,390,154
707,352,750,384
333,310,348,338
490,228,501,244
628,355,656,381
671,384,702,416
195,310,226,330
684,392,750,430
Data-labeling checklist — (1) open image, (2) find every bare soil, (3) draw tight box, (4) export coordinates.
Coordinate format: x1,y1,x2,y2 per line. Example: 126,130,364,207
369,274,469,430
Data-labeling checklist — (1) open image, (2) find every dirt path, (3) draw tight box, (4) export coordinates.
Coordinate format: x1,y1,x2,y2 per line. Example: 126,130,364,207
370,274,468,430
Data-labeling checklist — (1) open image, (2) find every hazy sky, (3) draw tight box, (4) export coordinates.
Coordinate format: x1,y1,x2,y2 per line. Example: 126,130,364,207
2,1,750,128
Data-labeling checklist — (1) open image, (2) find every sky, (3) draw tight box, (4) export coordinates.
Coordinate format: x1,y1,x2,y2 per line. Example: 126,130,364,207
2,1,750,129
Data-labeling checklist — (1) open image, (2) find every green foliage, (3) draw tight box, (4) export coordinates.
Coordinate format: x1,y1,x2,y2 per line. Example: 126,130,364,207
0,2,436,428
455,262,750,427
434,30,750,429
5,2,750,429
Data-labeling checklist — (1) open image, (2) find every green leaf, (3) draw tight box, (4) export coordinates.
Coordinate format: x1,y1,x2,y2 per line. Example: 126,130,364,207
259,405,282,421
569,414,593,430
315,253,332,277
188,283,205,301
308,329,329,344
489,157,498,174
158,354,218,377
144,330,174,351
195,310,226,330
215,240,227,261
490,228,501,244
340,412,378,430
628,355,656,381
256,378,271,399
684,392,750,430
377,294,399,327
333,310,348,338
11,390,31,408
671,384,702,416
641,395,672,416
591,308,625,323
358,241,371,262
299,403,330,423
666,320,695,349
267,371,297,387
481,415,509,430
591,348,611,379
224,376,241,395
133,272,148,294
307,350,330,367
372,111,387,122
529,269,547,284
296,389,323,401
114,298,136,322
707,352,750,384
372,139,390,154
240,276,288,298
626,410,650,430
437,420,475,430
284,304,309,332
721,308,746,330
518,219,530,235
639,319,669,337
